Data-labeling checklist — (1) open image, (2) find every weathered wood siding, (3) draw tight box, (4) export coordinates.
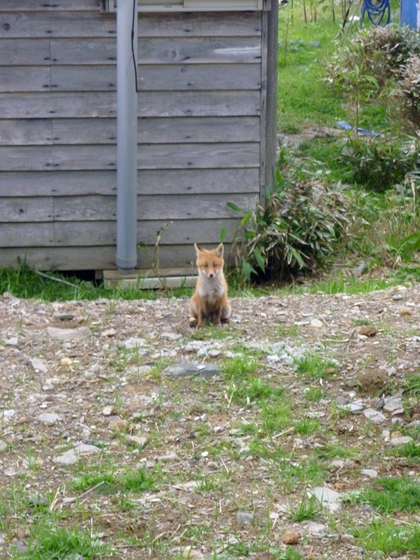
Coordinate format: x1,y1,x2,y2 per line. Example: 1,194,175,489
0,0,275,271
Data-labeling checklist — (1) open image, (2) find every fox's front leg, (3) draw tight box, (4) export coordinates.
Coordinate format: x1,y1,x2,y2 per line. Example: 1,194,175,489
211,307,223,327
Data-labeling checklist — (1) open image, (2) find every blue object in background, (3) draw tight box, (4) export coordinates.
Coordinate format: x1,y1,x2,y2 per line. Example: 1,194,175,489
400,0,419,29
360,0,391,27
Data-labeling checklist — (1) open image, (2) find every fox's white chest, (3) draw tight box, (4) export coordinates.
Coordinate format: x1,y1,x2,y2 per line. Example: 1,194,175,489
198,274,224,303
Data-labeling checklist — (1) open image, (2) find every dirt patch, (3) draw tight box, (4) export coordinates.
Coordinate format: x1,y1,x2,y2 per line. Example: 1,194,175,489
0,283,419,558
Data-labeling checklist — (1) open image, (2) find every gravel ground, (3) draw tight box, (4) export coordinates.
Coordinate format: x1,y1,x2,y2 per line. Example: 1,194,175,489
1,283,419,559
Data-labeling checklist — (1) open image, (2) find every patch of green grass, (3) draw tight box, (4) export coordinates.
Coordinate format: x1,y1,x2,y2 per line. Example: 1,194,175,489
12,522,111,559
353,519,420,556
222,356,260,378
316,443,357,461
277,13,344,130
0,264,161,302
359,477,420,514
238,402,292,436
405,373,420,397
294,418,321,436
274,455,328,492
303,387,325,401
288,493,322,522
72,467,155,495
294,351,338,380
275,324,300,337
227,376,285,406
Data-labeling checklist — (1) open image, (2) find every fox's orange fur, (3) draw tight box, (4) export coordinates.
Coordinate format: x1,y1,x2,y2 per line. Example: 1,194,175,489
189,243,231,328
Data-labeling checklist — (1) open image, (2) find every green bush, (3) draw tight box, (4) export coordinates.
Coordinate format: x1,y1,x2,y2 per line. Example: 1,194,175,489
231,172,350,281
339,135,420,192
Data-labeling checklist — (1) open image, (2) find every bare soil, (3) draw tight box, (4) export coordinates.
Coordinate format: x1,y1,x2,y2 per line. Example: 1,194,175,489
1,282,419,559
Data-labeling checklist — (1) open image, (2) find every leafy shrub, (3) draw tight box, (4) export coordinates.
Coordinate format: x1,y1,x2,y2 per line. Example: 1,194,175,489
230,174,350,281
326,25,420,92
397,54,420,127
339,135,419,192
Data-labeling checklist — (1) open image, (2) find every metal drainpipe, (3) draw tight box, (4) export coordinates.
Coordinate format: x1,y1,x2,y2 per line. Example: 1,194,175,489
116,0,138,273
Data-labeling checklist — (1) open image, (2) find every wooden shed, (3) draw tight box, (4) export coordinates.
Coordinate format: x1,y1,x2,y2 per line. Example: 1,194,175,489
0,0,278,280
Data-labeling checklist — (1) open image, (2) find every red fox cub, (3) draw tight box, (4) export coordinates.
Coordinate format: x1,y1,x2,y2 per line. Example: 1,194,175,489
189,243,231,328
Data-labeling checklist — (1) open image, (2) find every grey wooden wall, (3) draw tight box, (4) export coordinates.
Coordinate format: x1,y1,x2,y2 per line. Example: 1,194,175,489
0,0,276,272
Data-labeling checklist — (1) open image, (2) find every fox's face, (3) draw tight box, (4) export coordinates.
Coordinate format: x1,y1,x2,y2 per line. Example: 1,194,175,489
195,243,224,279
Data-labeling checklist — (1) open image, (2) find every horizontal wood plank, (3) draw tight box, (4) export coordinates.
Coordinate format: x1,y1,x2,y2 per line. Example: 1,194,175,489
0,68,51,93
0,13,115,39
0,168,259,196
137,12,261,37
53,193,255,221
0,12,259,39
0,143,260,171
0,91,260,118
136,63,260,91
0,39,50,65
0,117,260,147
54,116,260,144
137,37,261,64
0,1,101,11
0,244,235,271
0,219,239,247
0,119,52,145
0,65,261,93
0,197,54,222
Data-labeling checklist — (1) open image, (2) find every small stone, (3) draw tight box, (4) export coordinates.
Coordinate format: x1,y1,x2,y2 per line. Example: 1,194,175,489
399,308,412,316
390,436,413,446
30,358,48,373
182,548,204,560
3,409,16,419
53,443,101,466
123,337,147,349
0,441,7,453
60,357,73,366
101,328,116,337
361,468,378,478
5,337,18,346
163,362,220,379
157,452,179,463
108,419,128,432
102,406,115,416
309,487,341,512
363,408,386,424
39,413,62,425
46,326,92,341
161,331,182,341
383,395,403,413
53,313,75,321
358,325,377,337
125,435,148,449
282,530,299,544
236,511,254,525
339,399,364,413
305,521,327,538
309,319,323,328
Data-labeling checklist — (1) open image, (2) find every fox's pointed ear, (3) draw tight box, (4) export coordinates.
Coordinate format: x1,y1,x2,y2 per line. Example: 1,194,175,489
194,243,203,256
215,243,224,257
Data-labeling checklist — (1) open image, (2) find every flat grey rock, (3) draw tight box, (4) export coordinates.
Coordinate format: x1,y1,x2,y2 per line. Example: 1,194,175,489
30,358,48,373
363,408,386,423
163,363,220,379
39,413,62,425
309,486,341,512
53,443,101,465
46,326,92,341
305,521,327,537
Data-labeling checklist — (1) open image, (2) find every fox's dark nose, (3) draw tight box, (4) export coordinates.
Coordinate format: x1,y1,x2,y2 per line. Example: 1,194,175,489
209,273,214,278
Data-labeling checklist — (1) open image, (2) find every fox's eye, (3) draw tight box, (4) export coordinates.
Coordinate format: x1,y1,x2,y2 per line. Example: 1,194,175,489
203,264,208,268
213,263,217,268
